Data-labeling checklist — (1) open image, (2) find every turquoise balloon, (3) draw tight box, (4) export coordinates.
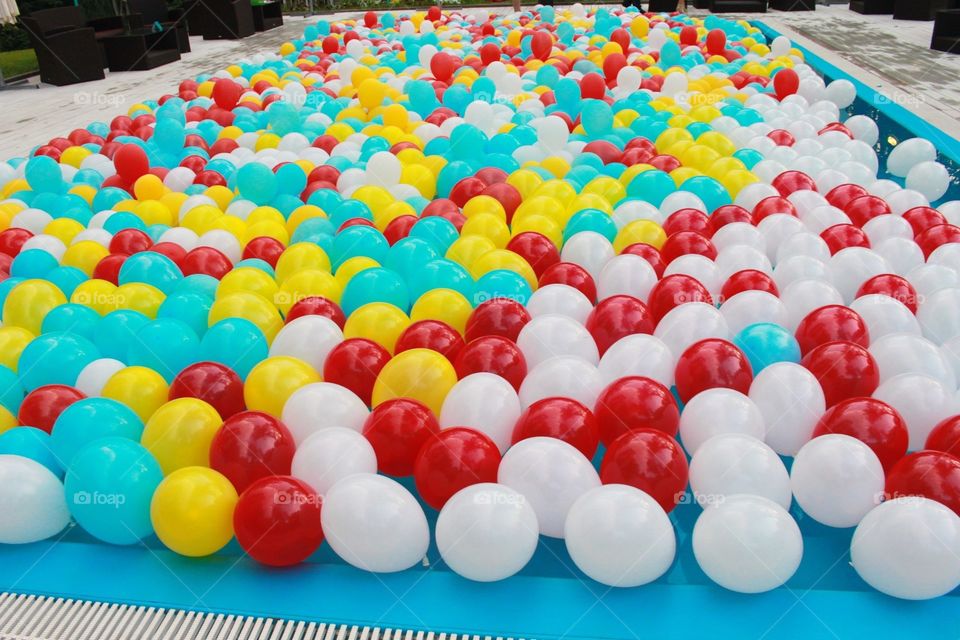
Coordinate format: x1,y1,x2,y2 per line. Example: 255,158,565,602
627,169,675,206
733,323,801,373
93,310,150,361
410,258,474,301
236,162,278,203
409,217,459,254
175,273,220,299
330,200,373,228
581,99,613,138
383,237,439,282
157,292,213,338
64,438,163,545
118,251,183,294
127,318,199,382
46,266,88,298
660,40,682,69
51,398,144,467
235,258,275,277
275,162,307,196
200,318,268,380
18,332,100,391
564,209,618,242
331,225,389,268
10,248,58,279
340,267,410,316
475,269,532,306
25,155,64,193
681,175,732,213
104,211,147,234
0,427,60,477
41,303,100,340
0,364,24,415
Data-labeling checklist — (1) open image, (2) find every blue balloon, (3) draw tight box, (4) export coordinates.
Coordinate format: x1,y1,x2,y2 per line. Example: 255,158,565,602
118,251,183,294
275,162,308,196
564,208,618,242
236,162,278,203
46,266,88,298
24,155,65,193
383,237,439,283
200,318,268,380
331,225,389,268
0,427,61,477
581,99,613,138
93,310,150,361
64,437,163,544
409,217,459,254
410,258,475,301
104,211,147,234
474,269,532,306
18,332,100,391
0,364,24,415
10,248,58,279
41,303,101,340
627,169,675,206
733,323,801,373
157,292,213,339
341,267,410,317
51,398,144,466
127,318,199,382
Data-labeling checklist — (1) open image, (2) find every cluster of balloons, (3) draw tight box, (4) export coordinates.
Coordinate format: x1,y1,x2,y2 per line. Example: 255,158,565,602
0,3,959,603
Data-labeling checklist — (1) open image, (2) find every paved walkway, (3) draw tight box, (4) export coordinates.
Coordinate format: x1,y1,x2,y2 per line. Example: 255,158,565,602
2,6,960,159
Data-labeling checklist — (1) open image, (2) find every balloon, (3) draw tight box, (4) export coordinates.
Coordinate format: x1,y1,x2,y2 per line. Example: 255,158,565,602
168,361,245,419
516,314,599,369
414,427,500,511
675,338,753,403
18,384,85,434
0,454,70,543
281,381,368,446
518,355,605,410
678,388,765,456
363,397,438,476
140,398,222,475
438,373,521,454
693,495,802,594
599,428,687,513
873,373,955,451
453,336,527,392
773,69,800,100
794,305,870,355
0,427,60,476
584,295,653,356
851,497,960,600
244,356,320,418
885,451,960,516
233,476,324,567
291,426,377,496
512,396,599,459
927,415,960,457
801,341,879,408
497,436,600,538
372,348,457,415
51,397,144,466
749,362,826,456
321,473,429,572
64,438,163,544
209,410,296,493
269,315,343,374
150,466,238,556
689,433,791,509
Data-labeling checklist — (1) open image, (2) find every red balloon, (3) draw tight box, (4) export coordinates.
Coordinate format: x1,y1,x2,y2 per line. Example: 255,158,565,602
916,224,960,258
150,241,187,266
531,30,552,61
384,215,418,245
512,397,599,459
843,195,890,227
647,274,712,324
413,427,501,510
600,429,688,513
621,243,665,277
767,129,796,147
323,338,390,406
771,170,816,196
209,410,296,493
660,231,717,264
538,262,596,302
180,246,232,279
169,361,245,419
0,228,33,257
212,78,242,110
927,415,960,457
464,298,531,343
108,229,152,256
856,274,919,314
92,253,126,284
113,144,149,183
285,295,346,328
885,451,960,516
580,72,606,100
506,232,560,278
585,295,654,356
482,182,522,221
679,25,697,46
902,206,947,236
19,385,86,434
449,177,486,208
773,68,799,100
610,28,631,53
821,224,870,255
708,204,753,235
705,29,726,56
664,208,710,237
480,42,500,65
394,319,464,361
801,341,879,408
794,305,870,356
362,398,439,476
813,397,908,471
674,339,753,404
602,53,627,82
242,236,285,268
826,184,869,211
453,336,527,390
233,476,323,566
594,376,679,445
720,269,779,303
363,10,377,27
430,52,457,82
752,196,798,224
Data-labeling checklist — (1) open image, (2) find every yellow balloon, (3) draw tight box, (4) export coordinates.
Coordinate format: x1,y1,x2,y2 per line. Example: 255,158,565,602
102,366,170,423
150,467,238,557
61,240,110,276
372,348,457,415
216,267,279,301
71,279,120,315
275,242,332,284
115,283,165,318
335,256,380,291
0,405,16,435
410,288,472,335
208,292,283,343
445,235,496,270
461,213,510,249
0,326,34,371
614,220,668,253
277,269,342,315
2,280,67,335
343,302,410,354
469,249,538,291
141,398,222,475
244,356,319,417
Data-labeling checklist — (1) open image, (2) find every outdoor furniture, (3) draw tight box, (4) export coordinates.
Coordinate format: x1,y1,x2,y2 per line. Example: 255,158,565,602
709,0,767,12
127,0,191,52
101,27,181,71
932,9,960,51
189,0,255,40
770,0,815,9
850,0,895,14
895,0,958,20
19,7,105,85
252,1,283,31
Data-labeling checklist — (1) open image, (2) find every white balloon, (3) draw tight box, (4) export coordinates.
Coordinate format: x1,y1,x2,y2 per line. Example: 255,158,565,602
870,333,956,391
597,254,658,301
851,497,960,600
887,138,937,178
693,494,803,594
74,358,126,397
908,264,959,300
750,362,825,456
664,254,721,297
564,484,676,587
440,373,521,454
918,287,960,345
775,231,831,264
773,255,831,291
906,161,951,202
844,115,879,146
365,151,402,187
518,356,605,410
281,382,369,445
873,373,956,450
828,247,891,303
268,315,342,373
711,223,765,254
291,427,377,495
436,483,539,582
781,278,844,330
679,389,765,456
525,284,593,324
791,434,884,528
758,214,804,264
197,230,241,264
0,455,70,544
653,302,730,360
516,314,599,369
929,243,960,272
715,245,772,282
560,231,614,281
598,334,675,387
719,291,788,334
689,434,791,509
886,188,929,215
824,79,856,108
862,213,913,245
872,237,924,276
321,474,429,573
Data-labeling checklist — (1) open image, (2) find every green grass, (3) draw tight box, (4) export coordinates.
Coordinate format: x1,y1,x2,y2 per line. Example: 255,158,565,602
0,49,38,79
